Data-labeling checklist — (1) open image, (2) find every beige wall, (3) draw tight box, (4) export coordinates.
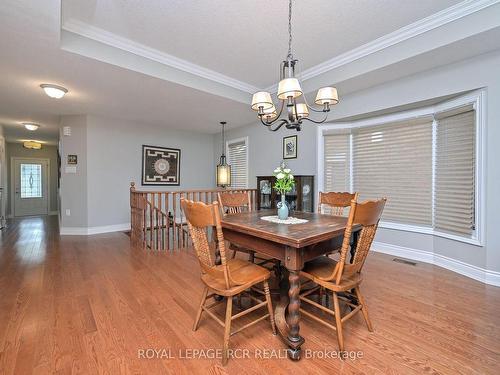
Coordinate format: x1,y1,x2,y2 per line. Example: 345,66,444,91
6,142,59,216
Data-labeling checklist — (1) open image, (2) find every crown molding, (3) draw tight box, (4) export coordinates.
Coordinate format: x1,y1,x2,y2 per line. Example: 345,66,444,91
264,0,500,92
62,19,259,95
63,0,499,96
300,0,500,81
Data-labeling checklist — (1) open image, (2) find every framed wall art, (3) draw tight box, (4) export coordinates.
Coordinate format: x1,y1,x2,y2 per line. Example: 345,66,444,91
142,145,181,185
283,135,297,159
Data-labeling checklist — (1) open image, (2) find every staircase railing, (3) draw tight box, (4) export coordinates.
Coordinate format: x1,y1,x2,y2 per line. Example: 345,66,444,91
130,182,258,250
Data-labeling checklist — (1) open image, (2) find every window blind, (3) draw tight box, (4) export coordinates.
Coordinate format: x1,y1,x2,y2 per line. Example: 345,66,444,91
435,109,475,236
352,118,433,226
324,133,350,192
227,139,248,188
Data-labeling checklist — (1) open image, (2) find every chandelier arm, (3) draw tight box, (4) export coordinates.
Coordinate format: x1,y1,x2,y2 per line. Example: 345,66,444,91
305,103,327,113
276,99,285,118
259,99,286,125
301,114,329,125
267,119,289,132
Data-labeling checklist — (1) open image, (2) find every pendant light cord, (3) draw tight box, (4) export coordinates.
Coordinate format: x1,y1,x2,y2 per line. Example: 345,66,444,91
220,122,226,157
287,0,293,60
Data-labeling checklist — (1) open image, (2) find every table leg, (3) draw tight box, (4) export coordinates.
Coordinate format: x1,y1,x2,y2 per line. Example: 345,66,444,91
275,266,305,360
287,270,303,359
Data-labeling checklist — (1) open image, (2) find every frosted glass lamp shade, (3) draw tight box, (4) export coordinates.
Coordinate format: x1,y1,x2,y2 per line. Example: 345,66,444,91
293,103,309,118
277,78,302,100
40,84,68,99
23,141,42,149
23,123,39,131
315,87,339,105
216,163,231,187
251,91,274,111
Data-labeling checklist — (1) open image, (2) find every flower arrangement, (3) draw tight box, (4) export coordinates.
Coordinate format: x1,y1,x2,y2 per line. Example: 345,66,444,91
273,165,295,195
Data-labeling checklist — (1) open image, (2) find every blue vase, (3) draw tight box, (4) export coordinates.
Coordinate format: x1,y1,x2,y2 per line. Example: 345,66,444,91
277,194,289,220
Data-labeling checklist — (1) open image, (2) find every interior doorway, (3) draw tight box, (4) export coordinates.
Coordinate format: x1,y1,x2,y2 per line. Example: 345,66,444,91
11,158,50,217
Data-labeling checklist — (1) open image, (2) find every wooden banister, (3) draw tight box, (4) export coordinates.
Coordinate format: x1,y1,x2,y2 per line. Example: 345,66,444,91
129,182,258,251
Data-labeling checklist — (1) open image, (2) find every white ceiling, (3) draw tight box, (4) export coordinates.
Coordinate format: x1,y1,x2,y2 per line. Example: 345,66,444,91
0,0,499,145
62,0,462,88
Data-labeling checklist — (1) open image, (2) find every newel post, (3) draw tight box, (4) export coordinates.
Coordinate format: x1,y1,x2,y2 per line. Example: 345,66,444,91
130,182,137,244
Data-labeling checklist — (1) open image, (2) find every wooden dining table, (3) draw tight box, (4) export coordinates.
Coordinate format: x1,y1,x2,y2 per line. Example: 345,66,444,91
221,209,361,360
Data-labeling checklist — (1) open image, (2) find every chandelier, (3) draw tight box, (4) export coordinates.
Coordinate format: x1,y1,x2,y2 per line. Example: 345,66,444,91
250,0,339,131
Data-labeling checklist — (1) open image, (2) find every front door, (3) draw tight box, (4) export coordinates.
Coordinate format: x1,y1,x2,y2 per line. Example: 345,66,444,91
13,158,49,217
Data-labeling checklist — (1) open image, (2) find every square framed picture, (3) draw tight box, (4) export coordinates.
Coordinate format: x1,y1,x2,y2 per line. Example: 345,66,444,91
67,154,78,165
142,145,181,185
283,135,297,159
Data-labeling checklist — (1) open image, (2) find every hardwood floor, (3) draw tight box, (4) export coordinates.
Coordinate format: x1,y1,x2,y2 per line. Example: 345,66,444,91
1,216,499,374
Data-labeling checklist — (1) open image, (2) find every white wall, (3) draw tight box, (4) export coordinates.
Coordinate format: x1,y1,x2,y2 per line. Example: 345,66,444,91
59,115,216,231
86,115,216,227
223,49,500,279
0,126,6,221
59,115,88,228
327,50,500,275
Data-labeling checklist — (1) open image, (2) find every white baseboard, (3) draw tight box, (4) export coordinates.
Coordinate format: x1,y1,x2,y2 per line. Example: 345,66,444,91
372,241,500,287
60,223,130,236
60,227,88,235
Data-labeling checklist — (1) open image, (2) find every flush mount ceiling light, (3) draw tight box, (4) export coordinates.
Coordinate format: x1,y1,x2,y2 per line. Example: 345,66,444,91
40,84,68,99
251,0,339,131
22,123,40,131
23,141,42,150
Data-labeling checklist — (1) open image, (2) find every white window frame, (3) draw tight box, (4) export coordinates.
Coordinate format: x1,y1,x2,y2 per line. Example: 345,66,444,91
317,90,486,246
226,136,249,189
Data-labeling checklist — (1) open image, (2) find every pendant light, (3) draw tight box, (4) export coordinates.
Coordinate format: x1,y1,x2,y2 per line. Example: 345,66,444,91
216,121,231,188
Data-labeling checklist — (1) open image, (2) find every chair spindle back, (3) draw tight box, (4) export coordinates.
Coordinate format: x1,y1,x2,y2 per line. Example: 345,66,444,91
181,198,233,288
318,192,358,216
330,198,386,284
217,191,252,216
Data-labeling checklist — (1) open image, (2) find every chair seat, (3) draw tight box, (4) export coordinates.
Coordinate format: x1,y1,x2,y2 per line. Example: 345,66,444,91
202,258,271,296
301,257,363,292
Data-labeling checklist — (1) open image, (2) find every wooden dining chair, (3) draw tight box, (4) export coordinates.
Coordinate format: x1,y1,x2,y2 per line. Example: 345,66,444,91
299,197,386,353
317,192,359,267
217,191,255,261
318,191,358,216
181,198,276,365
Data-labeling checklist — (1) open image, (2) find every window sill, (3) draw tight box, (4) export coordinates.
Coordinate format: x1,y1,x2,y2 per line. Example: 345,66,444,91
379,221,483,247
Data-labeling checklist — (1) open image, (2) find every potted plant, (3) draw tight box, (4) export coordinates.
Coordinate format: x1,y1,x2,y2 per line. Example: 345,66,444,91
273,164,295,220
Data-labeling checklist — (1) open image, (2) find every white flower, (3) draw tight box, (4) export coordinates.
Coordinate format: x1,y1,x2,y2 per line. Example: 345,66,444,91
276,173,285,179
289,174,294,179
274,168,281,173
284,168,291,173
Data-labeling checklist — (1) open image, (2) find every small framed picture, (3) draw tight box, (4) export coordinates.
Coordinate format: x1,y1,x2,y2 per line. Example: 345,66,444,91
67,155,78,164
283,135,297,159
